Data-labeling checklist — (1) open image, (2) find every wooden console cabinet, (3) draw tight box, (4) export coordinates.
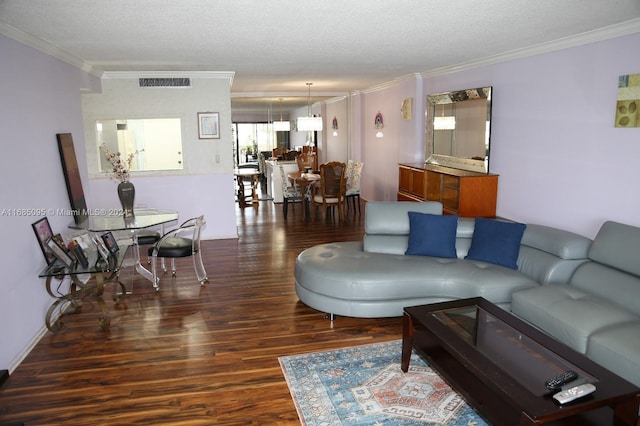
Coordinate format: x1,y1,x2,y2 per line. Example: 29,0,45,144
398,163,498,217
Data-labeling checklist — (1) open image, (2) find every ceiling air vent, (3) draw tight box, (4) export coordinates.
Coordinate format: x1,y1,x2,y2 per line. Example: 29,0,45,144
138,77,191,88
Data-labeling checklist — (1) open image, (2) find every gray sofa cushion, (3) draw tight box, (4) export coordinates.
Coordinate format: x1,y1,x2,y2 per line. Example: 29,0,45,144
363,201,442,254
587,321,640,388
511,286,638,353
571,262,640,317
589,220,640,277
521,224,591,260
295,241,538,317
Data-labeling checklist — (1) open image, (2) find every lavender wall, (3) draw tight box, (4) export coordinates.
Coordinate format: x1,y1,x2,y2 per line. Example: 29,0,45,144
0,35,100,371
357,33,640,238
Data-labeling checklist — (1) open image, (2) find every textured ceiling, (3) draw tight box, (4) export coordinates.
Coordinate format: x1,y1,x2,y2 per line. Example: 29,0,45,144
1,0,640,109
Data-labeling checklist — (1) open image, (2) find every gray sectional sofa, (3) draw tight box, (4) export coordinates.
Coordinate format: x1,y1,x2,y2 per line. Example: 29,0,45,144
511,220,640,388
294,201,640,388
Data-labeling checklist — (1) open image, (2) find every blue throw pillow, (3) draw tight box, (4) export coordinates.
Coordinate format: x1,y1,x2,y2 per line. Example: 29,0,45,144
405,212,458,258
465,218,526,269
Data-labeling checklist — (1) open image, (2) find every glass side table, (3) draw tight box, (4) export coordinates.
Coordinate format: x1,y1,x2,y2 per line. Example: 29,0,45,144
38,249,128,332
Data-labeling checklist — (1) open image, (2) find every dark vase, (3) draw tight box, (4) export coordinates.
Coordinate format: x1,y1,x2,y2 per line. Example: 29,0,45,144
117,181,135,218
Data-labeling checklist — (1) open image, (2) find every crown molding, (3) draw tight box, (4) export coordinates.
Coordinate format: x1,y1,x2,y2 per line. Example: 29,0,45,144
421,18,640,78
360,73,422,94
0,21,104,77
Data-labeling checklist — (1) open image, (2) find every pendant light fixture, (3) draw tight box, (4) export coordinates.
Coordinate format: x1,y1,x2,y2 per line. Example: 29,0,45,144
297,83,323,132
273,98,290,132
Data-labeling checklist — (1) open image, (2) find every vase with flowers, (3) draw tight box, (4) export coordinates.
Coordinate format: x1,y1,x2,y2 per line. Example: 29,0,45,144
101,145,139,218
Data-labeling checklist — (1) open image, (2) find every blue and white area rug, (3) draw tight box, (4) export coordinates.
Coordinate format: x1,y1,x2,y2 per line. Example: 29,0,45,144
279,340,488,425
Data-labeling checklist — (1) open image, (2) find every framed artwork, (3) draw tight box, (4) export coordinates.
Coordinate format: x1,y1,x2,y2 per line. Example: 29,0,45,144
46,237,75,267
101,231,119,254
197,112,220,139
32,217,56,265
616,73,640,127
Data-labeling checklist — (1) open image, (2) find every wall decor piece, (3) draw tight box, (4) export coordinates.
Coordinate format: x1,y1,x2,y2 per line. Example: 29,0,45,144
57,133,88,224
332,117,338,130
401,98,413,120
374,112,384,129
616,73,640,127
197,112,220,139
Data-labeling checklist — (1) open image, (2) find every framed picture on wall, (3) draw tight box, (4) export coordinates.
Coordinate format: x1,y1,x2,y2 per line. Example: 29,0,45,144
32,217,56,265
197,112,220,139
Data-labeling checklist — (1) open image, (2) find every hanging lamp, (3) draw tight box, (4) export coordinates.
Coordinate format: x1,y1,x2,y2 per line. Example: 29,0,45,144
273,98,290,131
297,83,323,132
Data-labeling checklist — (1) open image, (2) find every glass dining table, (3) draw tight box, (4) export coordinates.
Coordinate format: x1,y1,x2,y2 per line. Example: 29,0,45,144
69,208,179,284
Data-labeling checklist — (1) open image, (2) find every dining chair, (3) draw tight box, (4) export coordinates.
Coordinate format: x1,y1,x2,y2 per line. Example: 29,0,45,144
279,165,303,219
346,160,364,213
310,161,347,222
148,215,208,291
296,152,316,172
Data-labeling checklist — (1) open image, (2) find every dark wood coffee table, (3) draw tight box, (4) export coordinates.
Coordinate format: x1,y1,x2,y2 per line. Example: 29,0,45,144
401,297,640,425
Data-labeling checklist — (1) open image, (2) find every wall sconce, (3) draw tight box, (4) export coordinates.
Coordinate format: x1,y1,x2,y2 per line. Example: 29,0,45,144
375,112,384,138
332,117,338,136
401,98,413,120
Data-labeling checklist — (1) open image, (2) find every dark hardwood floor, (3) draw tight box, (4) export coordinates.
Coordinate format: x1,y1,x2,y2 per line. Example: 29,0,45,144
0,196,402,425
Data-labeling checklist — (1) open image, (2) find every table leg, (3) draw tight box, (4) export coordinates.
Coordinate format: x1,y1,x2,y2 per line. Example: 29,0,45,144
250,175,259,204
401,312,414,372
237,175,247,207
613,395,640,425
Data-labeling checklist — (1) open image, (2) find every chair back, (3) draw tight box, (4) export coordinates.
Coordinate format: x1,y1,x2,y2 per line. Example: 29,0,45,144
318,161,346,200
171,215,205,255
346,160,364,191
297,152,316,171
278,165,292,193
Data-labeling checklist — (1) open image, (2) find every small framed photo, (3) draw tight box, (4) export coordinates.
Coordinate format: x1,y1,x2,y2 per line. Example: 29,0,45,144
32,217,56,265
92,235,111,263
197,112,220,139
46,237,76,268
101,231,119,254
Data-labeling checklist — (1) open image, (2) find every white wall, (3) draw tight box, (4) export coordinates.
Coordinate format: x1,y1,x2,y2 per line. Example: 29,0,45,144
356,75,425,202
81,75,237,240
423,33,640,238
0,35,100,372
323,97,349,164
352,34,640,238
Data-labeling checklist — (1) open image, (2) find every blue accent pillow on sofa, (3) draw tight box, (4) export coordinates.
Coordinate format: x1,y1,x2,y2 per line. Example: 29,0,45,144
405,212,458,258
465,218,526,269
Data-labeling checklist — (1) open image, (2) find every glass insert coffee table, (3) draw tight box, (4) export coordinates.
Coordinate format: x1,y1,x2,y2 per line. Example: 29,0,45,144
401,297,639,425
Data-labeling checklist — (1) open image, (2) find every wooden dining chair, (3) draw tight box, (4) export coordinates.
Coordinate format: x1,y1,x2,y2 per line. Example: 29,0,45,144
296,152,317,172
310,161,347,222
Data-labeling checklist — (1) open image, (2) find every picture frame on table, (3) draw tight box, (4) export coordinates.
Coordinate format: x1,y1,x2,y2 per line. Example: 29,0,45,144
32,217,56,265
46,237,76,268
197,112,220,139
101,231,119,254
71,243,89,268
92,235,111,263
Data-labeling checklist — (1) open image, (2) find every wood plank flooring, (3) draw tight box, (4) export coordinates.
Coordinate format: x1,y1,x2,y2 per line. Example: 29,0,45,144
0,198,402,425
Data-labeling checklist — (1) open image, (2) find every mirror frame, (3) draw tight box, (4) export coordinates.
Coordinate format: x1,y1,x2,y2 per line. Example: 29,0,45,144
425,86,492,174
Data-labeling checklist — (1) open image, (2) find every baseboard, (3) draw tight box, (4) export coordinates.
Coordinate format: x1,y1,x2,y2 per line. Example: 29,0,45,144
0,369,8,386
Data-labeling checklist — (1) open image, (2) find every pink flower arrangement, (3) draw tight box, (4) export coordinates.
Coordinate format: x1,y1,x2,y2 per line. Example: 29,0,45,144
101,145,139,183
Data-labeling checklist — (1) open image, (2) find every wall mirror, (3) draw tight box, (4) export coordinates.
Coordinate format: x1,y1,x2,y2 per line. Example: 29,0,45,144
425,86,492,173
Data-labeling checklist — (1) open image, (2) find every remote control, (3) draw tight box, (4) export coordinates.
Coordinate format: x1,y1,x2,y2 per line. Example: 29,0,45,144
545,370,578,390
553,383,596,404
